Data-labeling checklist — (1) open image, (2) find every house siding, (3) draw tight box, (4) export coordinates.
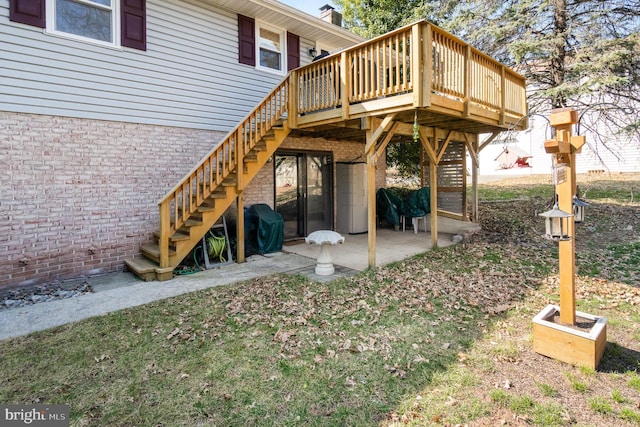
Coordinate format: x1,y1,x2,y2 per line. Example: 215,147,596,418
479,116,640,176
0,0,316,131
0,0,366,288
0,111,224,288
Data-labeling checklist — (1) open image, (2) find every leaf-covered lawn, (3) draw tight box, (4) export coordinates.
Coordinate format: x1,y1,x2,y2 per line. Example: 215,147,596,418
1,173,639,426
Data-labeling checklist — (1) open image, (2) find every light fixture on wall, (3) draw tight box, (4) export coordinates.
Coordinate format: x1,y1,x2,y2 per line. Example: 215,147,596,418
308,47,317,57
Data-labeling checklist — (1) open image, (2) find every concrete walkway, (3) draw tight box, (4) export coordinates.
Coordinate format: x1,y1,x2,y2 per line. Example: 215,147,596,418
0,223,474,341
0,253,333,341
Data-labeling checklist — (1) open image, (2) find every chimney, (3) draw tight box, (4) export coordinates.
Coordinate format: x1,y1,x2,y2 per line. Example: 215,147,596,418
319,4,342,27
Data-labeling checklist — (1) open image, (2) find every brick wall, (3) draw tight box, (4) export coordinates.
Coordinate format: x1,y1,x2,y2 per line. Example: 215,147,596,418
236,134,386,218
1,112,389,289
1,112,224,289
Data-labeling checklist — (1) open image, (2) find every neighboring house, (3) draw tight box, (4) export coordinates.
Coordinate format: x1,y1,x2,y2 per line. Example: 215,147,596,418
478,111,640,177
2,1,528,288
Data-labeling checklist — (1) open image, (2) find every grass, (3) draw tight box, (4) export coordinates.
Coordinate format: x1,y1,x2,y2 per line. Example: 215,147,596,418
1,173,639,426
490,389,567,426
0,272,487,426
566,372,590,393
612,389,627,403
537,382,559,397
590,397,613,414
628,372,640,391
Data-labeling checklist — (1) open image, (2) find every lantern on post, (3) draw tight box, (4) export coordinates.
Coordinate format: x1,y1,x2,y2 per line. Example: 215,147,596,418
573,196,588,223
532,108,607,370
539,203,573,240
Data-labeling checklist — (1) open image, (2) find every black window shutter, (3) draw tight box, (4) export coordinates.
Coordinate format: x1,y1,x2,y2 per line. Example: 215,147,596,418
287,32,300,71
121,0,146,51
238,14,255,66
9,0,45,28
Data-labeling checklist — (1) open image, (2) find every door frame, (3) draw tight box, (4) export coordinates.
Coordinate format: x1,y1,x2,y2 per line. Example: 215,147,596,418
273,149,334,240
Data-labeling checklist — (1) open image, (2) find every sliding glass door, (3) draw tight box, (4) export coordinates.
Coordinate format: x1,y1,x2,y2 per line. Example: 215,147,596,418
274,151,333,240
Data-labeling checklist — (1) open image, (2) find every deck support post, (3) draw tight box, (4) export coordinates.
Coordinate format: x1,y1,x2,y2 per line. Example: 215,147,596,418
367,150,377,269
464,133,479,222
364,114,399,269
429,156,438,248
420,145,425,187
236,193,245,263
418,126,440,248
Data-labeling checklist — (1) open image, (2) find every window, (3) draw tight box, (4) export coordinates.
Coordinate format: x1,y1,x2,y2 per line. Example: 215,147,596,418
237,15,299,73
48,0,116,45
257,23,283,73
10,0,146,50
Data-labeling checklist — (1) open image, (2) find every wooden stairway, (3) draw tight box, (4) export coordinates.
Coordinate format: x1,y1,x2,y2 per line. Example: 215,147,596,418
123,20,530,282
125,78,291,281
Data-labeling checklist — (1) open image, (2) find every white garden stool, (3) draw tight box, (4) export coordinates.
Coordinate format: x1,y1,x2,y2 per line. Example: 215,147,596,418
305,230,345,275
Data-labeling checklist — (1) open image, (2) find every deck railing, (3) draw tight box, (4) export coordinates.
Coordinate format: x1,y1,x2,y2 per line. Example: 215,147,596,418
156,78,289,268
293,20,527,124
152,20,527,270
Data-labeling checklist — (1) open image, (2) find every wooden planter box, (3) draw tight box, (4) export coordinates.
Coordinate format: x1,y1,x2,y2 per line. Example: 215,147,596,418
532,304,607,369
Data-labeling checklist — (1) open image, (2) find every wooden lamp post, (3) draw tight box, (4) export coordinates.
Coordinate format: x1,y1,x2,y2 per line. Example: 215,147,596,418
532,108,607,369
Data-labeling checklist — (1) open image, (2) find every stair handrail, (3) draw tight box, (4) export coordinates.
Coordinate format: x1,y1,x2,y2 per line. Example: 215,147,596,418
157,76,290,268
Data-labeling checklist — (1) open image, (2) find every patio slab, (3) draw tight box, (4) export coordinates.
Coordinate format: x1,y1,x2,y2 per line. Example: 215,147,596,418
283,227,459,271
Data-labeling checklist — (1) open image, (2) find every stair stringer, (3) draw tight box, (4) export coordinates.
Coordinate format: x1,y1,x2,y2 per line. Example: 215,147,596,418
126,77,292,281
165,123,291,270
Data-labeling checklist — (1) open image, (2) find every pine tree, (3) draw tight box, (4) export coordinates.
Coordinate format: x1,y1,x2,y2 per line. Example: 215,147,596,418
336,0,640,168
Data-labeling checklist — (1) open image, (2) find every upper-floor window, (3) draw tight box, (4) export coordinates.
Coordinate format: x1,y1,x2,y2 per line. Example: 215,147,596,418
47,0,117,46
257,23,283,72
238,14,299,74
10,0,146,51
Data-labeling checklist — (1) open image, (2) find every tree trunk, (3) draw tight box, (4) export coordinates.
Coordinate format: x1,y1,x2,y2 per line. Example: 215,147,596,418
551,0,567,108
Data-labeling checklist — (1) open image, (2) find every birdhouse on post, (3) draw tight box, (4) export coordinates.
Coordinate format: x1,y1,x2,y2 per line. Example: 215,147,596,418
532,108,607,370
573,197,589,223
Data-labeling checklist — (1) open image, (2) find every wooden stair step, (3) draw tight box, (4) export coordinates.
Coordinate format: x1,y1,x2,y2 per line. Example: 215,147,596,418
210,190,227,199
253,141,268,151
141,243,176,263
172,218,203,229
222,177,237,186
197,204,216,213
125,257,159,282
178,204,216,215
177,209,203,221
153,231,190,242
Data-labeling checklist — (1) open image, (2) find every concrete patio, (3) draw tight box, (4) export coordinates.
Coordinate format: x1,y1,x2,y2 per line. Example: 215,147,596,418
283,227,460,272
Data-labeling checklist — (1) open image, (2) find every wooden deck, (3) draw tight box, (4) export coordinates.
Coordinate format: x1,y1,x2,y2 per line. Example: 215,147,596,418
290,21,527,136
126,20,528,281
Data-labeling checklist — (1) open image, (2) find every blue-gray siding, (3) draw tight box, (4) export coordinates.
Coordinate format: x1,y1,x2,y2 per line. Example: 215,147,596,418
0,0,315,131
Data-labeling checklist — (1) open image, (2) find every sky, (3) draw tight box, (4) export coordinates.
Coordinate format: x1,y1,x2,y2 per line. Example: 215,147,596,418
278,0,338,18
